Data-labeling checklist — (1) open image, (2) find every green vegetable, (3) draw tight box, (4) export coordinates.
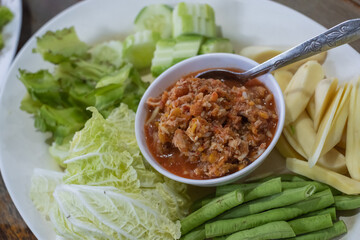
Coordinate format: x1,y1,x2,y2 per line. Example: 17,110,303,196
0,6,13,30
301,207,337,221
30,168,64,218
89,40,124,68
172,2,216,38
334,195,360,210
288,214,333,235
181,190,244,235
205,189,334,238
218,184,316,220
172,35,203,64
289,221,347,240
226,221,295,240
124,30,160,69
48,140,70,168
134,4,173,39
199,38,233,54
215,177,282,200
34,27,89,64
180,226,206,240
51,184,182,240
251,174,309,183
281,181,341,195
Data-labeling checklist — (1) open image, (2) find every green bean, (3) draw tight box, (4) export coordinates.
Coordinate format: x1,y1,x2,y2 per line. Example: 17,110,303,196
180,226,205,240
282,181,341,195
205,189,334,238
252,174,309,183
215,183,263,197
181,190,244,235
288,214,333,235
301,207,336,221
289,221,347,240
334,195,360,210
190,194,215,212
226,221,295,240
244,177,282,202
218,184,316,220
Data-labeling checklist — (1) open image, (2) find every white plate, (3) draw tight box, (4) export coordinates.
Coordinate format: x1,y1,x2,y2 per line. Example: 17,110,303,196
0,0,22,89
0,0,359,239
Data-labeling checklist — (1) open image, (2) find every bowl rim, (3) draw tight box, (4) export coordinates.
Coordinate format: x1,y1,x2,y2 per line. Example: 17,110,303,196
135,53,285,186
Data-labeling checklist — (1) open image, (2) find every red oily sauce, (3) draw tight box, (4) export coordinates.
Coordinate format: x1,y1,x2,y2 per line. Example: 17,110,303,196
145,69,278,179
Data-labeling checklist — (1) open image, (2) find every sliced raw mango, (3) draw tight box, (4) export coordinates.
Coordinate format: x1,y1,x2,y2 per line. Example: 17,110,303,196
286,111,315,158
337,127,347,149
306,96,316,121
321,83,352,155
287,157,360,195
284,60,325,125
283,127,307,159
275,134,304,159
346,78,360,180
314,78,339,131
317,148,347,175
273,70,293,93
308,87,344,167
239,46,282,63
278,52,327,73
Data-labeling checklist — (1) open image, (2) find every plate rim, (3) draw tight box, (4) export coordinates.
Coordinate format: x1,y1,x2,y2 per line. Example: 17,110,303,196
0,0,359,239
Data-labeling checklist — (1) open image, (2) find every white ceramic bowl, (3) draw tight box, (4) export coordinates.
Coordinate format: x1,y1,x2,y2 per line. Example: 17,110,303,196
135,53,285,187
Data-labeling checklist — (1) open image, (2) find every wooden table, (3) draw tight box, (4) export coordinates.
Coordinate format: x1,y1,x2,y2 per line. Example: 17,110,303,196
0,0,359,239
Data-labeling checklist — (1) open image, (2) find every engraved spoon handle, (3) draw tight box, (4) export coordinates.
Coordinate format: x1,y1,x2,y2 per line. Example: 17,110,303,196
243,18,360,79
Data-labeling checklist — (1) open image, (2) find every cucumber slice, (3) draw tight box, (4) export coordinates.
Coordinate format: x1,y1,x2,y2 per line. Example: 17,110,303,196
134,4,173,39
173,35,203,64
151,39,176,77
124,30,160,69
173,3,216,38
199,38,234,54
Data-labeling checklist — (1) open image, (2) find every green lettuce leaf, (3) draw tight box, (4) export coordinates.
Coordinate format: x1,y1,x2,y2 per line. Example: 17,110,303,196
30,168,65,218
0,6,13,30
34,27,89,64
51,184,181,240
90,40,124,68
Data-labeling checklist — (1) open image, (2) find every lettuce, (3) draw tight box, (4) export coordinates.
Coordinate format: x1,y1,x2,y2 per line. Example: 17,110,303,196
31,104,191,239
50,185,181,240
30,169,65,218
34,27,89,64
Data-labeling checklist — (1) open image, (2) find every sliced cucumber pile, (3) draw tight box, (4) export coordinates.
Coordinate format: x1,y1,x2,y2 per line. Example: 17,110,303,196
130,2,235,77
134,4,173,39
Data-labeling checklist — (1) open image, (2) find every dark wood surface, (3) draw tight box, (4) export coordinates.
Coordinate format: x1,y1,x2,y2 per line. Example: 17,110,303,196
0,0,359,239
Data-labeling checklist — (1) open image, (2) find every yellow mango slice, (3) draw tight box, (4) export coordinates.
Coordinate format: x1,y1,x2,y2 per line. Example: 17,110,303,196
284,60,325,125
273,70,293,93
278,52,327,73
286,111,315,158
239,46,282,63
287,158,360,195
317,148,347,175
321,83,352,155
306,96,315,121
346,78,360,180
314,78,338,131
309,87,344,167
283,127,307,159
336,126,347,149
275,134,304,159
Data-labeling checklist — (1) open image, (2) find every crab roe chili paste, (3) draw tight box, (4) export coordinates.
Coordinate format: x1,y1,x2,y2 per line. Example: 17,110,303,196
145,70,278,179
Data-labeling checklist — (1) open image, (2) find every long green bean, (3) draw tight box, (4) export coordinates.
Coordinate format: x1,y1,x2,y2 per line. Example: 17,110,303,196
226,221,295,240
282,181,341,195
289,221,347,240
334,195,360,210
218,184,316,220
301,207,337,221
215,177,282,198
251,174,309,183
180,226,205,240
205,189,334,238
181,190,244,235
288,214,333,235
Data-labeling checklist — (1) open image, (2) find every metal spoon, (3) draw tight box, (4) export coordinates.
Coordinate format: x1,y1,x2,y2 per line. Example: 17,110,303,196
196,18,360,82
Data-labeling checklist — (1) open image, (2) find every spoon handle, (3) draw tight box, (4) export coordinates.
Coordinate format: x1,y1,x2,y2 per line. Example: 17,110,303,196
244,18,360,79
